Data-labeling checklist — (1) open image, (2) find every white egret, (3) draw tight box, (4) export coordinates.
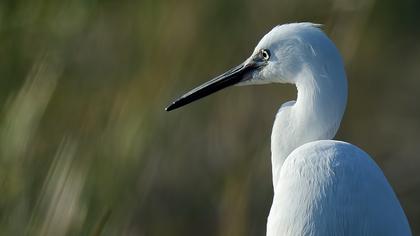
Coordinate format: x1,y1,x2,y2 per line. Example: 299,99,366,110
166,23,411,236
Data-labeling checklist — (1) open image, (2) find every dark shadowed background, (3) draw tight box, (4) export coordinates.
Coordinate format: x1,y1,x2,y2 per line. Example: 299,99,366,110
0,0,419,235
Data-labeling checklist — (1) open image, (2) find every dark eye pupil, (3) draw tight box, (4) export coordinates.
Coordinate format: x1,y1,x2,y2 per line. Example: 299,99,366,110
262,50,270,60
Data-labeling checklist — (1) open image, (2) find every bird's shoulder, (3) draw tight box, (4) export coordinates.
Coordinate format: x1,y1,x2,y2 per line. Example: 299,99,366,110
282,140,376,176
279,140,388,196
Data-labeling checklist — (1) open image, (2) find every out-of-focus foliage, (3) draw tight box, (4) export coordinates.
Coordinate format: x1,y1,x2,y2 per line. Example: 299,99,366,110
0,0,419,235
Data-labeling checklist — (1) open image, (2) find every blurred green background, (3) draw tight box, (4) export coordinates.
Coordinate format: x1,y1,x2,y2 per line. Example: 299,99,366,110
1,0,420,235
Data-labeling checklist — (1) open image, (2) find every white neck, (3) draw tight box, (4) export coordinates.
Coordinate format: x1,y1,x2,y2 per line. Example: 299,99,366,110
270,64,347,189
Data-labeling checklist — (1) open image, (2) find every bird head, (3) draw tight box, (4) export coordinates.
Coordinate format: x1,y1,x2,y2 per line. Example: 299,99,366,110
166,23,335,111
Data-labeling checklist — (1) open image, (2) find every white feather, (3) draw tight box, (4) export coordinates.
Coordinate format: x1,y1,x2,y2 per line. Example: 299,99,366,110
250,23,413,236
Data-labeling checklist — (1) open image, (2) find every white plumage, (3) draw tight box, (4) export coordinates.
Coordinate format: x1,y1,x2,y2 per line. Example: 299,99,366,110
267,140,410,235
166,22,411,236
260,23,410,236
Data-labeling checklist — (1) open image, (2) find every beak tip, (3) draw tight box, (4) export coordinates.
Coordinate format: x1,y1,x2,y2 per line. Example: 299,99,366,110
165,103,175,112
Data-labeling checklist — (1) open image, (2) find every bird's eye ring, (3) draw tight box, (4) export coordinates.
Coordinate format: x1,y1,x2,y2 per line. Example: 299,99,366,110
261,49,270,60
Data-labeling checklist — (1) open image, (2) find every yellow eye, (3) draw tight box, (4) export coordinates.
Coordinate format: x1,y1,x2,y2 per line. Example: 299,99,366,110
261,49,270,60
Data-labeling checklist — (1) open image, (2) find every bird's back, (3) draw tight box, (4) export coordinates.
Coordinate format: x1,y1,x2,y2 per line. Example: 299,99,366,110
267,140,411,236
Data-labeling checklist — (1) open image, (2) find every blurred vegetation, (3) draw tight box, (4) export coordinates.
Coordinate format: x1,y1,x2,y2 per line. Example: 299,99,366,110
0,0,420,235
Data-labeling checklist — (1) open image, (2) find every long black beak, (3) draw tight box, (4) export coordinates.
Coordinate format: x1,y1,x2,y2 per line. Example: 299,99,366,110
166,61,259,111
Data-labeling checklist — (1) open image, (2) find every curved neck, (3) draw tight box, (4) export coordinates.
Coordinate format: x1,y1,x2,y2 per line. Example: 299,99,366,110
271,65,347,189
